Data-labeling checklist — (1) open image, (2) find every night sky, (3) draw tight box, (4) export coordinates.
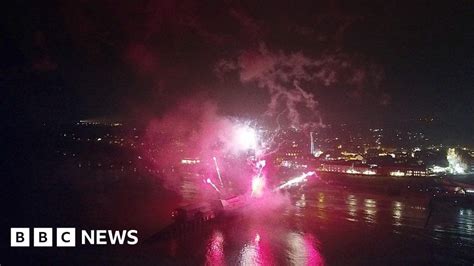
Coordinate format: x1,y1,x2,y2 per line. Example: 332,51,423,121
3,0,473,125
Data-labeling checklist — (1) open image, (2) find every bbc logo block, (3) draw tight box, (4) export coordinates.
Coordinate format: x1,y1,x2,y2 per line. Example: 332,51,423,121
56,228,76,247
11,228,76,247
33,228,53,247
10,228,29,247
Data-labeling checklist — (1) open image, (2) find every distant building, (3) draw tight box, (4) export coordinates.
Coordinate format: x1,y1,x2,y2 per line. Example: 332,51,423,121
378,164,427,177
317,160,427,177
318,160,377,175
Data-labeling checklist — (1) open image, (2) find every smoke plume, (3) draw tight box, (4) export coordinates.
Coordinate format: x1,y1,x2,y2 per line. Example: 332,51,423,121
142,99,255,199
216,43,386,128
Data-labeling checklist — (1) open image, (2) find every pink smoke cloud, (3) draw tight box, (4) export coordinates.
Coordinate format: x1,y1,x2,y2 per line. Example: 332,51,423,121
142,99,258,197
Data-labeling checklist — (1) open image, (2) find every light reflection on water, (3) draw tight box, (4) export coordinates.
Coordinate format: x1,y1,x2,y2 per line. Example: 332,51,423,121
300,189,427,228
297,189,474,249
392,201,403,226
238,232,276,266
363,198,377,223
346,194,358,222
286,232,324,266
161,188,474,264
431,205,474,246
206,230,224,266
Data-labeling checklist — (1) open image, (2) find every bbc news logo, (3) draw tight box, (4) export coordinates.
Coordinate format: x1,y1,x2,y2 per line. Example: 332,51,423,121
11,228,138,247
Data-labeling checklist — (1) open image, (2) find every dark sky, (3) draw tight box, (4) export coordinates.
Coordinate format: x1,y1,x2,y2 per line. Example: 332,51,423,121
2,0,473,125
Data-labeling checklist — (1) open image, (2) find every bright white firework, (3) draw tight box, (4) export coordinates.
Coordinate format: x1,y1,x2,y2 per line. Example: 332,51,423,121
251,175,265,197
447,148,468,174
213,156,224,188
206,178,221,193
276,171,315,190
234,124,258,151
